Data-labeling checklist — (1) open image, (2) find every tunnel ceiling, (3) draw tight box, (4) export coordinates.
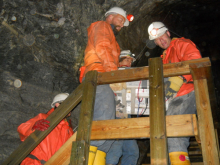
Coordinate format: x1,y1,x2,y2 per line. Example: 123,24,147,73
117,0,220,67
0,0,220,164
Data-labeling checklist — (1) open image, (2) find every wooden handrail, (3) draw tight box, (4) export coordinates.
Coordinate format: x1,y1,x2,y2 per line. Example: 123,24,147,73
2,84,83,165
97,57,210,84
2,57,213,165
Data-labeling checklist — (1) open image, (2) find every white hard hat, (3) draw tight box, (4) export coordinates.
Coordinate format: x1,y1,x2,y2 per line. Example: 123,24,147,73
51,93,69,108
148,22,168,40
119,50,136,62
105,7,129,26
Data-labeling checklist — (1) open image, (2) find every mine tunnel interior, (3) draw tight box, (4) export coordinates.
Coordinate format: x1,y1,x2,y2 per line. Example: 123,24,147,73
0,0,220,164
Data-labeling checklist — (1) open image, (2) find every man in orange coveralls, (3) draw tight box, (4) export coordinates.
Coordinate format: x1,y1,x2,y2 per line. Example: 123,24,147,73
148,22,202,164
82,6,131,165
17,93,73,165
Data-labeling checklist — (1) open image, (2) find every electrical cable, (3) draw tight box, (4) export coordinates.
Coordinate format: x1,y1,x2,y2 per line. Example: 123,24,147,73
137,101,140,118
140,107,147,116
162,10,170,22
169,29,182,38
139,98,148,116
134,45,147,62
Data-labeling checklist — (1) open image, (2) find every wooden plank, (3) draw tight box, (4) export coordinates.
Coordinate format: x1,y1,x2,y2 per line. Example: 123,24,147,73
70,71,98,165
190,62,220,136
189,62,218,112
190,62,220,157
142,163,204,165
149,57,168,164
193,114,202,151
2,84,83,165
192,79,219,165
46,114,197,165
214,129,220,158
91,114,197,139
70,141,85,165
97,58,210,84
46,132,77,165
190,65,220,164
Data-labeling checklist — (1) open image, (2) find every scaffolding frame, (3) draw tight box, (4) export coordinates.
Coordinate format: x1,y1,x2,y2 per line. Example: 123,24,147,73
2,57,219,165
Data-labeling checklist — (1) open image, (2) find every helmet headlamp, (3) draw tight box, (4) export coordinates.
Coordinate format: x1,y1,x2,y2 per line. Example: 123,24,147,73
127,14,134,22
150,26,165,37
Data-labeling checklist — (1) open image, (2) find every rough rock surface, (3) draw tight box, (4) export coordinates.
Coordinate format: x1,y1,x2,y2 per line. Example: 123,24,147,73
0,0,220,164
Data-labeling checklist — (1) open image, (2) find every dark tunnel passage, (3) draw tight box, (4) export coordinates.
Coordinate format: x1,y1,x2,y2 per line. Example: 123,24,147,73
0,0,220,164
118,0,220,107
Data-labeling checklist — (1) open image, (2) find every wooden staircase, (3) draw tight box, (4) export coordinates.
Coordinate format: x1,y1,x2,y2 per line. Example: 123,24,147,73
2,57,220,165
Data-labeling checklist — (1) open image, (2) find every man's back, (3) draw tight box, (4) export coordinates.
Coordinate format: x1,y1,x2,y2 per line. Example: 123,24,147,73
84,21,120,75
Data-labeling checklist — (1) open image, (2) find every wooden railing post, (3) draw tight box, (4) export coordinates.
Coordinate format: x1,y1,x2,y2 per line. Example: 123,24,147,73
149,57,168,164
70,71,98,165
190,62,220,164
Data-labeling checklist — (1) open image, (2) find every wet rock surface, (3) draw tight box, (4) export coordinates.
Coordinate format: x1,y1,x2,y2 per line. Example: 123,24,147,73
0,0,220,164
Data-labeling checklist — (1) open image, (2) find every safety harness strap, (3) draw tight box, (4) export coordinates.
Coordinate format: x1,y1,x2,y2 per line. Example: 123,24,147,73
27,154,46,164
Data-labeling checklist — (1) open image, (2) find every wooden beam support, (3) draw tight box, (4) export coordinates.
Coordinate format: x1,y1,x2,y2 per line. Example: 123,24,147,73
97,58,210,84
149,57,168,164
46,133,77,165
70,71,98,165
46,114,198,165
3,58,213,165
190,64,220,165
2,84,83,165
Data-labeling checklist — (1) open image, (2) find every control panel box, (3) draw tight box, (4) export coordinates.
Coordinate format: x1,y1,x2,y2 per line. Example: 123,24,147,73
114,80,169,116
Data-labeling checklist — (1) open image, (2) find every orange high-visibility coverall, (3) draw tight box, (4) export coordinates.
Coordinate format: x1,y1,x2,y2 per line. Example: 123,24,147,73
83,21,120,77
162,37,202,97
17,108,74,165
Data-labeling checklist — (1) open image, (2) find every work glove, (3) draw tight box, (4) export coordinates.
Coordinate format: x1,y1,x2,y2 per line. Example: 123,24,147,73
164,76,183,99
32,119,50,131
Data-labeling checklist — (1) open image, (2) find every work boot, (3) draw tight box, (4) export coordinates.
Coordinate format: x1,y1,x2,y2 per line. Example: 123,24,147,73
93,150,106,165
88,146,98,165
169,151,190,165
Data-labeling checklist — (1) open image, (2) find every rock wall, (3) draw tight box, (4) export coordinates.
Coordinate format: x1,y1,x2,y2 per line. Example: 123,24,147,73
1,0,220,164
0,0,156,162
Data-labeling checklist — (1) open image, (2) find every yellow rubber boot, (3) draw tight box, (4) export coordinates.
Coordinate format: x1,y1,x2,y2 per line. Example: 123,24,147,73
93,150,106,165
88,146,98,165
169,152,190,165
